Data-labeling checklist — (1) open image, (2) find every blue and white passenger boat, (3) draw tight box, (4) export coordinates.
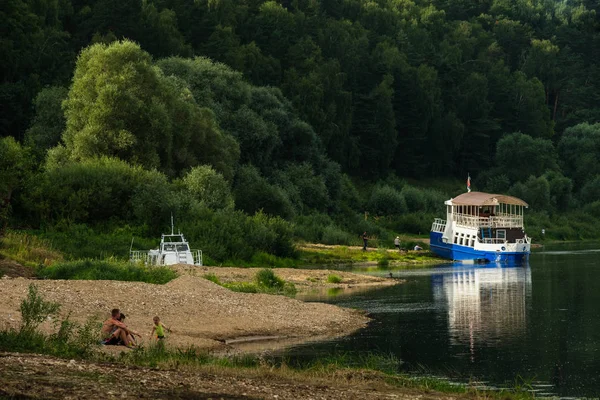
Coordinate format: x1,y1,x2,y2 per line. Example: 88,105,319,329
430,192,531,263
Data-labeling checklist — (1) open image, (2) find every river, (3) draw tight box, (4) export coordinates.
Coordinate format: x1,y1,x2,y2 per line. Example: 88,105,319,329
288,244,600,398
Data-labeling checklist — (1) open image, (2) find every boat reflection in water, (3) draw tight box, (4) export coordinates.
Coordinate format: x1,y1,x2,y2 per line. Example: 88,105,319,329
432,264,531,354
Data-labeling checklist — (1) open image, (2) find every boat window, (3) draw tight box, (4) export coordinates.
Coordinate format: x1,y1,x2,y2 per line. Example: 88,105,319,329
453,234,458,244
176,244,189,252
497,230,506,240
164,235,184,242
163,244,175,251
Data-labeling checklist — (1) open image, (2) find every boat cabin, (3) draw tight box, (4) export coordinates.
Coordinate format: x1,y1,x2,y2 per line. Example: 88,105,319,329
130,220,202,266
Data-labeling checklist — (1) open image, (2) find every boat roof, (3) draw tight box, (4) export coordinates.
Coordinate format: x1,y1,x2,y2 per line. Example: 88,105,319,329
448,191,528,207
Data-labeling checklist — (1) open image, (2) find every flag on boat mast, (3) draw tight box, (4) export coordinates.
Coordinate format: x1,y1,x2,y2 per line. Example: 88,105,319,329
467,174,471,192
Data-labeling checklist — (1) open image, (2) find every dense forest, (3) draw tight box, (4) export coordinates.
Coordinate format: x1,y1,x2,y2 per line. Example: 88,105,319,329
1,0,600,262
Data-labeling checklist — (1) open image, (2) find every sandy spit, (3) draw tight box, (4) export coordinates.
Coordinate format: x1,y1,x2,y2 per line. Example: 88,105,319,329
0,273,372,351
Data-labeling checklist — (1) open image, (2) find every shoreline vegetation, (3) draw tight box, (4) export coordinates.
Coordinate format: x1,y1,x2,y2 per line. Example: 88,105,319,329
0,230,443,278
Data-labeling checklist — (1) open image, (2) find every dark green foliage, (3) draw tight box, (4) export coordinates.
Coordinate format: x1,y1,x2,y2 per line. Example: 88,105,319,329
495,133,559,183
0,137,32,232
24,86,69,158
233,165,295,219
37,259,177,284
558,123,600,188
23,157,171,227
367,185,407,216
3,0,600,257
179,208,295,261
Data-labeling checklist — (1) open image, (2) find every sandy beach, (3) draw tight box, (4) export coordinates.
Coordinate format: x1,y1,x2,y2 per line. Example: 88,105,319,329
0,267,398,352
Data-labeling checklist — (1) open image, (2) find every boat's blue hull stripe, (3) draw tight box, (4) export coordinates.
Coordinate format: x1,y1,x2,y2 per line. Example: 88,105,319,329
429,232,529,263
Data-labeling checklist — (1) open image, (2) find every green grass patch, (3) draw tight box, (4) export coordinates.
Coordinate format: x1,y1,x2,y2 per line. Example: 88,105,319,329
36,259,178,284
202,273,221,285
223,281,259,293
297,244,440,267
326,274,342,283
0,230,64,267
212,269,297,296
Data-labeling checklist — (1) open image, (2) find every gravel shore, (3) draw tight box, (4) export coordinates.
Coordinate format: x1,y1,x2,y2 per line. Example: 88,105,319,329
0,269,383,351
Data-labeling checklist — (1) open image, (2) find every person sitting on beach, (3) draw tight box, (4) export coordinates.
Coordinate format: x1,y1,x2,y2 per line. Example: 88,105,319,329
151,316,171,340
116,313,138,347
101,308,141,347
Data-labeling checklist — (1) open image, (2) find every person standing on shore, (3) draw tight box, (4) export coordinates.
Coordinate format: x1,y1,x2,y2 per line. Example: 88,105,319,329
151,316,171,340
394,236,400,251
362,232,368,251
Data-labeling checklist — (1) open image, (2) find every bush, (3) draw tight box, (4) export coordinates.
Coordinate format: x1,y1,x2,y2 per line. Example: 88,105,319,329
367,185,407,216
36,224,156,260
37,259,177,284
1,286,100,358
255,268,285,289
396,212,434,235
183,165,234,210
23,157,172,228
233,165,295,219
20,284,61,333
254,268,296,296
321,225,355,245
181,208,295,262
293,213,334,243
326,274,342,283
401,186,427,213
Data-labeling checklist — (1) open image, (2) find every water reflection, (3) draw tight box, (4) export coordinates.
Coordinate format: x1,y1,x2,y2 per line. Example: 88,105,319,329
433,265,531,350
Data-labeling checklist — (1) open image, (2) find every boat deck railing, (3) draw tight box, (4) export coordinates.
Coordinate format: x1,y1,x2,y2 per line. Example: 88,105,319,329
479,237,531,245
130,249,203,266
431,218,446,233
453,213,523,229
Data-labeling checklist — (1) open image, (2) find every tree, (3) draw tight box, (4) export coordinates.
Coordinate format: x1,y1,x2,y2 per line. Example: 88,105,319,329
558,123,600,188
55,40,239,178
24,86,68,158
495,132,559,182
183,166,234,210
353,74,397,178
233,165,295,218
0,137,31,232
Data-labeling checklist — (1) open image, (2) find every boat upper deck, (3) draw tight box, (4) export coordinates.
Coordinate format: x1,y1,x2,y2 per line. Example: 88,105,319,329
444,191,527,230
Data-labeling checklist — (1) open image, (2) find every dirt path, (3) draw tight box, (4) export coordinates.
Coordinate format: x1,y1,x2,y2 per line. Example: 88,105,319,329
0,352,461,400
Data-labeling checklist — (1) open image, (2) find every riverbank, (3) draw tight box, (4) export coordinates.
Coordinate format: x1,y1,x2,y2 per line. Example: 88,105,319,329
297,243,442,267
0,351,534,400
173,264,402,290
0,273,375,352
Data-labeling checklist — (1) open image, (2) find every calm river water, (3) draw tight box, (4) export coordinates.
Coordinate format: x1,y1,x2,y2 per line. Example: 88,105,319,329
289,244,600,398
